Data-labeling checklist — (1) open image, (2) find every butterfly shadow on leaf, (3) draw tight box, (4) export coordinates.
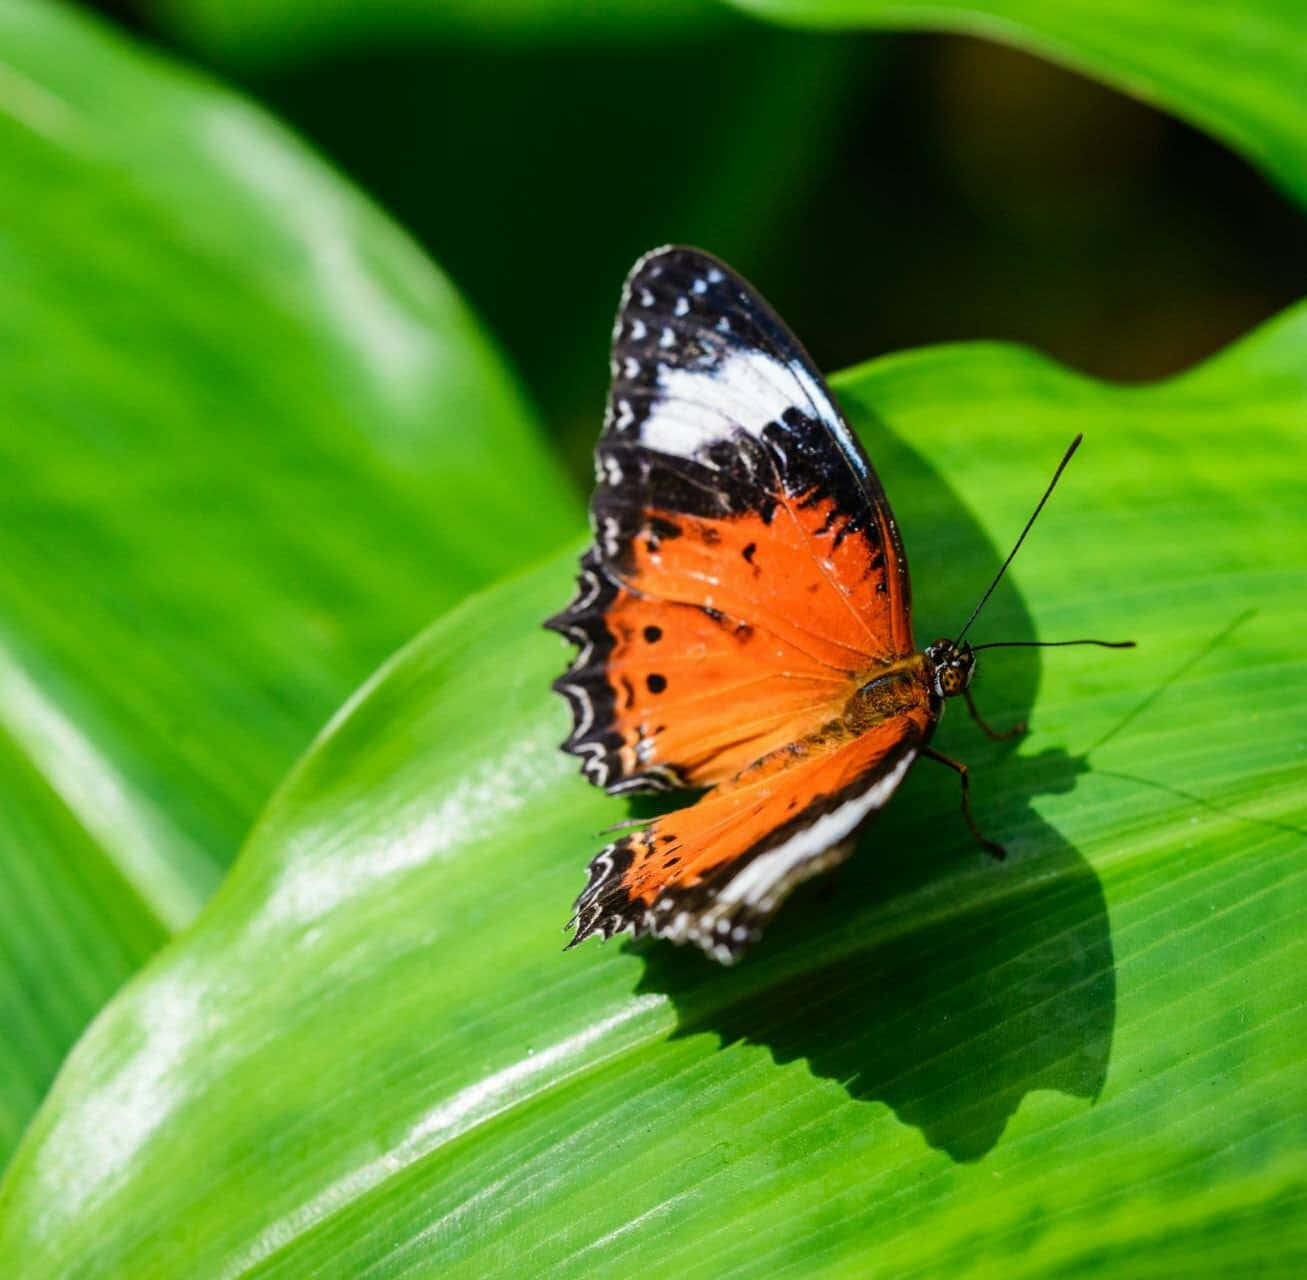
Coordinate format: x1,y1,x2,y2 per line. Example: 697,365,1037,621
629,413,1117,1164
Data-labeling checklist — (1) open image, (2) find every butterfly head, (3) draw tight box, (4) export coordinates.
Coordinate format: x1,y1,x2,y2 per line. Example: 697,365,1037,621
924,638,976,701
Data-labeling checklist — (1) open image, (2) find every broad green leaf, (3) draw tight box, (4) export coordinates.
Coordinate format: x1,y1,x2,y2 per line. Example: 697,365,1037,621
0,725,168,1161
728,0,1307,211
150,0,730,67
4,301,1304,1275
0,0,577,1164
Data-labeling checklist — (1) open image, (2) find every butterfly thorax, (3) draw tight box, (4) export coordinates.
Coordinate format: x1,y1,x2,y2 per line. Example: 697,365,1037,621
842,641,975,740
843,655,936,736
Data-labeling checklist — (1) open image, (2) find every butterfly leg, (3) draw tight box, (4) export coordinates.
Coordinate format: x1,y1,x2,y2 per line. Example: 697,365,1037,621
922,747,1007,860
964,687,1026,741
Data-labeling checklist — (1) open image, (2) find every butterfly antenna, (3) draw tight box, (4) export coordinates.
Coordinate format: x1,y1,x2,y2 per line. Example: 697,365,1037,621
955,433,1083,644
971,639,1135,651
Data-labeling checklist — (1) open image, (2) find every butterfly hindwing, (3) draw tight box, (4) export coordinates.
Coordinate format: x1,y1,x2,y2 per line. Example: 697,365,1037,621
548,246,915,796
567,707,933,962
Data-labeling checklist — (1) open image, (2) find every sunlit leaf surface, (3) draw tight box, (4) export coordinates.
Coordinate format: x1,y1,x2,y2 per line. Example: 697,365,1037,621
3,304,1303,1274
0,0,578,1164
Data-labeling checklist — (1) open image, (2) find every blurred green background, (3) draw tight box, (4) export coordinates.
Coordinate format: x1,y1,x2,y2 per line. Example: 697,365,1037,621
92,0,1307,476
1,1,1304,1275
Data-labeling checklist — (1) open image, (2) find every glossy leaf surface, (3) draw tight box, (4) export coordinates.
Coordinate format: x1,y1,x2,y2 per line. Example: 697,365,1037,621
3,307,1303,1274
0,0,578,1163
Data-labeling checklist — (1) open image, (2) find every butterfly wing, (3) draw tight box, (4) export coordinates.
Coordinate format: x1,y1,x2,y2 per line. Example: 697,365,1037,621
547,245,914,795
568,703,934,962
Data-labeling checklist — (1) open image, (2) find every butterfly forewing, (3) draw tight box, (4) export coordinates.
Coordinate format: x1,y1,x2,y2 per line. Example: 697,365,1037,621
548,246,914,794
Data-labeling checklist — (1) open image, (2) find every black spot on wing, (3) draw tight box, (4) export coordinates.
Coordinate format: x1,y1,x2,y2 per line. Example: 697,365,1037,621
647,515,682,543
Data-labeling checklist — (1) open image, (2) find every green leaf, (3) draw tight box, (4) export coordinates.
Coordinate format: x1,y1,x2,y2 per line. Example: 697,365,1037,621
151,0,731,68
0,0,578,1164
0,726,169,1161
4,302,1304,1275
727,0,1307,211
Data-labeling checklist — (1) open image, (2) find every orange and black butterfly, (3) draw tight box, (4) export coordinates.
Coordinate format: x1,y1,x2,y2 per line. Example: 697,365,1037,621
547,246,1127,963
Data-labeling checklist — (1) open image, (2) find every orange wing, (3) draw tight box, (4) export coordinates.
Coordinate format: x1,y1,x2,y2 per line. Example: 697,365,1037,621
567,699,935,962
547,245,913,795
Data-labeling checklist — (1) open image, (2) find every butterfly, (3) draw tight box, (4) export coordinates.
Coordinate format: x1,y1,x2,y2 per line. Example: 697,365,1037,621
546,245,1127,964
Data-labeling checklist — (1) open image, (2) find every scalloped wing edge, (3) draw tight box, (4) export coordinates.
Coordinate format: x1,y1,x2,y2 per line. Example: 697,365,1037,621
544,548,684,796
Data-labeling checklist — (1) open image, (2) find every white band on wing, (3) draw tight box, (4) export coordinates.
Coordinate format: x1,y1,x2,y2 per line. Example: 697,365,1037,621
714,748,917,911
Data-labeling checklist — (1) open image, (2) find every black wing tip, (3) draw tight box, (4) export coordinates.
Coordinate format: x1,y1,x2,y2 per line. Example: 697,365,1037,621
630,243,725,274
624,245,746,301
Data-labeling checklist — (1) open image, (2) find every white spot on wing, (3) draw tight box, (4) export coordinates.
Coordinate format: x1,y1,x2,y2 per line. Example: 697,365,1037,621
637,348,810,457
627,341,866,483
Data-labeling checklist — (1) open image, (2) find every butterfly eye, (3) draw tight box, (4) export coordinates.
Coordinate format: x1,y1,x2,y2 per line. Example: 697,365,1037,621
940,667,964,696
